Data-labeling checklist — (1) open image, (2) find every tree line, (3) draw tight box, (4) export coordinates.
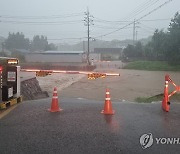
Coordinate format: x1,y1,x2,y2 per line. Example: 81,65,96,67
4,32,57,51
123,12,180,64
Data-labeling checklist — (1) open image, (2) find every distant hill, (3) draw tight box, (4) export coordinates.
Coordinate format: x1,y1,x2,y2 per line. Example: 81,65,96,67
57,36,152,51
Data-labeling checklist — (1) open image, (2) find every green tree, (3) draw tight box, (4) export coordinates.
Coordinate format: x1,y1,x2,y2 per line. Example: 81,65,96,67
144,42,153,60
123,44,135,57
5,32,30,50
166,12,180,64
134,41,143,57
31,35,48,51
46,43,58,50
151,29,167,60
123,42,143,58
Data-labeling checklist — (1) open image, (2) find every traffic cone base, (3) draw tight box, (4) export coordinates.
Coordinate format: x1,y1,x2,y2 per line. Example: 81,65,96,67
162,99,170,112
101,109,115,115
48,108,63,112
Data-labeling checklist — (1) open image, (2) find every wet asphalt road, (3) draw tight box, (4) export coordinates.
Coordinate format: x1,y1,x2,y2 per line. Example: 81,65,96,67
0,98,180,154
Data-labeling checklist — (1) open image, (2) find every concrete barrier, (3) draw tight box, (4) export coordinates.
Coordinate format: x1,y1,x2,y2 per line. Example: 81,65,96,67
21,77,49,101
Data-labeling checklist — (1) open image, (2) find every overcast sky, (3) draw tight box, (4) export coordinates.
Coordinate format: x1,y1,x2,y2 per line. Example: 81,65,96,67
0,0,179,44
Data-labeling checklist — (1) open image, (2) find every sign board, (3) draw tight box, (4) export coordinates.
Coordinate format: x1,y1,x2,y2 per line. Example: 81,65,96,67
7,59,18,65
7,71,16,82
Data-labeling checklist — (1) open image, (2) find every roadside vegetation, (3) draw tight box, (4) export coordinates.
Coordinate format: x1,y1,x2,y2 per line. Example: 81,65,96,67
135,93,180,103
123,12,180,67
123,61,180,71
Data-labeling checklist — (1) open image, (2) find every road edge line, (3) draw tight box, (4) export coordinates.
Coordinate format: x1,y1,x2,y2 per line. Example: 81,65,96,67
0,105,18,120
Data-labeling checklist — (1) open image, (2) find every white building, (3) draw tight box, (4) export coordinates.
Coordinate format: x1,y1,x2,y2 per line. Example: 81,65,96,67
25,51,85,63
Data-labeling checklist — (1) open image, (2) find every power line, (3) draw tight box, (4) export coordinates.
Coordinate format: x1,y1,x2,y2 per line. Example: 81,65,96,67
0,12,84,19
93,0,173,39
93,0,161,23
47,37,86,41
140,23,156,30
124,0,161,20
140,27,155,33
93,17,132,23
93,17,171,25
140,18,171,22
1,20,83,25
94,22,133,39
137,0,173,21
124,0,155,18
124,0,159,42
93,24,132,30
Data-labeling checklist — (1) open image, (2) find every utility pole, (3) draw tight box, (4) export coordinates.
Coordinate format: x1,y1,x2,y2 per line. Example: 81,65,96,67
133,19,136,45
87,8,90,65
133,20,140,44
136,31,138,41
84,7,93,65
83,41,85,52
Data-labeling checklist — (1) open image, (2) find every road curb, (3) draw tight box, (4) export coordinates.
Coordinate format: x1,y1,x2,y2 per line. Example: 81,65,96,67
0,105,18,120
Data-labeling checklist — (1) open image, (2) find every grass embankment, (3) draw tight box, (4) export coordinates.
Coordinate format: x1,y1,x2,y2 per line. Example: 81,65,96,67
135,94,180,103
123,61,180,71
124,61,180,103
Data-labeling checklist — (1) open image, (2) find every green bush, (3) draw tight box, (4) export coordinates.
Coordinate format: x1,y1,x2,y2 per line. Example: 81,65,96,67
123,61,180,71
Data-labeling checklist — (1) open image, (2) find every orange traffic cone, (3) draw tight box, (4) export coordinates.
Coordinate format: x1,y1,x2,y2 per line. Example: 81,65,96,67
48,87,63,112
101,89,115,115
